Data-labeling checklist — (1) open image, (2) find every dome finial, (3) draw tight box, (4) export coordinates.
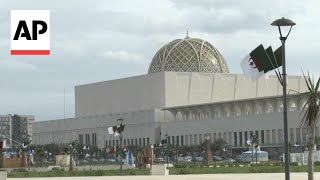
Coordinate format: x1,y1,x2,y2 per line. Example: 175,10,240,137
186,29,189,38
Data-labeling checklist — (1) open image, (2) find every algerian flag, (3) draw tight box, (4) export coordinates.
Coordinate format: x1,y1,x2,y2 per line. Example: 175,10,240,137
265,46,283,72
108,125,125,136
241,44,271,80
108,126,118,135
274,46,283,68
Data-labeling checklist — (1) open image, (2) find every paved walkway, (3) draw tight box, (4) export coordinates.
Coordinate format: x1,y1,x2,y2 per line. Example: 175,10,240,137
8,173,320,180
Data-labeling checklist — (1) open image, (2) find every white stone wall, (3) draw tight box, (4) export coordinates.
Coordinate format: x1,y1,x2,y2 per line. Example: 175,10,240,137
75,72,307,118
75,73,165,117
164,72,307,107
33,109,159,147
35,72,309,148
160,110,319,147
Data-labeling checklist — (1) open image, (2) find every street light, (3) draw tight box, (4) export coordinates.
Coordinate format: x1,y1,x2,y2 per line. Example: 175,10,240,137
271,17,296,180
117,118,124,172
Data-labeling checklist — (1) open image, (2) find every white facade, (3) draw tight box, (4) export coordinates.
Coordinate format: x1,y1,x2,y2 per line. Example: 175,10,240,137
75,72,307,117
33,72,309,151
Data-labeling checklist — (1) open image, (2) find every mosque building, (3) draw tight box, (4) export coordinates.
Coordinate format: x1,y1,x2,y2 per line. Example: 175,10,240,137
32,35,312,156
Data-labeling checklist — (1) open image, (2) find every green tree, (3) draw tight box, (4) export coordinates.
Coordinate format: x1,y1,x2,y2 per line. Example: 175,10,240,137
36,145,45,167
301,73,320,180
211,138,227,157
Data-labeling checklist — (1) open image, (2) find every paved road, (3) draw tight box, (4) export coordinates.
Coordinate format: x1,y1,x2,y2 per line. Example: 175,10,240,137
8,173,320,180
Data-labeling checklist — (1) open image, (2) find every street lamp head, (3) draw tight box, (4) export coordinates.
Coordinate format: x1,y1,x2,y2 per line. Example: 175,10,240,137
271,17,296,41
271,17,296,27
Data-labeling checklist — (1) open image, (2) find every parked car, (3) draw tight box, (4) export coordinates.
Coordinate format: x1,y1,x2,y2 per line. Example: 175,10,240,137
177,157,184,162
213,156,223,161
79,159,88,163
155,157,166,162
184,156,192,162
98,158,105,162
194,156,204,162
235,155,243,162
222,158,236,163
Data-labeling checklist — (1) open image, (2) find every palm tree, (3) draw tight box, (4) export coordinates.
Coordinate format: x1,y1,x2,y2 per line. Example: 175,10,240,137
301,73,320,180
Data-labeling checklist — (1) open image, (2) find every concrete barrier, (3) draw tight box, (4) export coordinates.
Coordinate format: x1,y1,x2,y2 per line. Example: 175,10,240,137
0,170,7,180
150,164,169,175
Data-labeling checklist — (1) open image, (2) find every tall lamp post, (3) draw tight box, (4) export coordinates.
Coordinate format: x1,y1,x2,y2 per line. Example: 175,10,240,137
117,118,124,172
271,17,296,180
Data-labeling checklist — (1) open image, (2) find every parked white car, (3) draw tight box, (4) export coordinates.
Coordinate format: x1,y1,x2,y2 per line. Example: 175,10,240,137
184,156,192,162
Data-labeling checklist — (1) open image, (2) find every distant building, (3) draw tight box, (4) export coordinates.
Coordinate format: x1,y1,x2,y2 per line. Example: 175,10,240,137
0,114,35,147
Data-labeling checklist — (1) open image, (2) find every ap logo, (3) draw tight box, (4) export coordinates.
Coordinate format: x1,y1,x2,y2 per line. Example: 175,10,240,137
11,10,50,55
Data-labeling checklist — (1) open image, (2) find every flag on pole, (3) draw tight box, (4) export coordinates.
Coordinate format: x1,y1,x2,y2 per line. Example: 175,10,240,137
274,46,283,67
108,126,118,135
265,46,282,72
108,124,125,136
241,44,272,80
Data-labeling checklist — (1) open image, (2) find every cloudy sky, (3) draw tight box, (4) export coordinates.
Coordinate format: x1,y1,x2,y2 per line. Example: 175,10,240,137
0,0,319,121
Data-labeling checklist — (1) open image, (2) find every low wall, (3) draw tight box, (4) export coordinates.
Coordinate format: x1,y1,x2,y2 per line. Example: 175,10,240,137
56,155,75,167
0,153,27,168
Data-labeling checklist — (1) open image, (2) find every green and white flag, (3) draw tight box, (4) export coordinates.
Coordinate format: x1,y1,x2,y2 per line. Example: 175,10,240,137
240,44,271,80
265,46,282,72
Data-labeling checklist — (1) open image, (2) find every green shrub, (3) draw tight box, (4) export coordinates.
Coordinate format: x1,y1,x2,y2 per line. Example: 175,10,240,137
290,162,299,166
315,161,320,166
173,163,188,168
178,169,191,174
12,169,27,173
273,162,284,166
189,164,198,168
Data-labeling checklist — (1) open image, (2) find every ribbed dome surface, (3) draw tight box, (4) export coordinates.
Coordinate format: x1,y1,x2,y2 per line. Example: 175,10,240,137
148,36,229,74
